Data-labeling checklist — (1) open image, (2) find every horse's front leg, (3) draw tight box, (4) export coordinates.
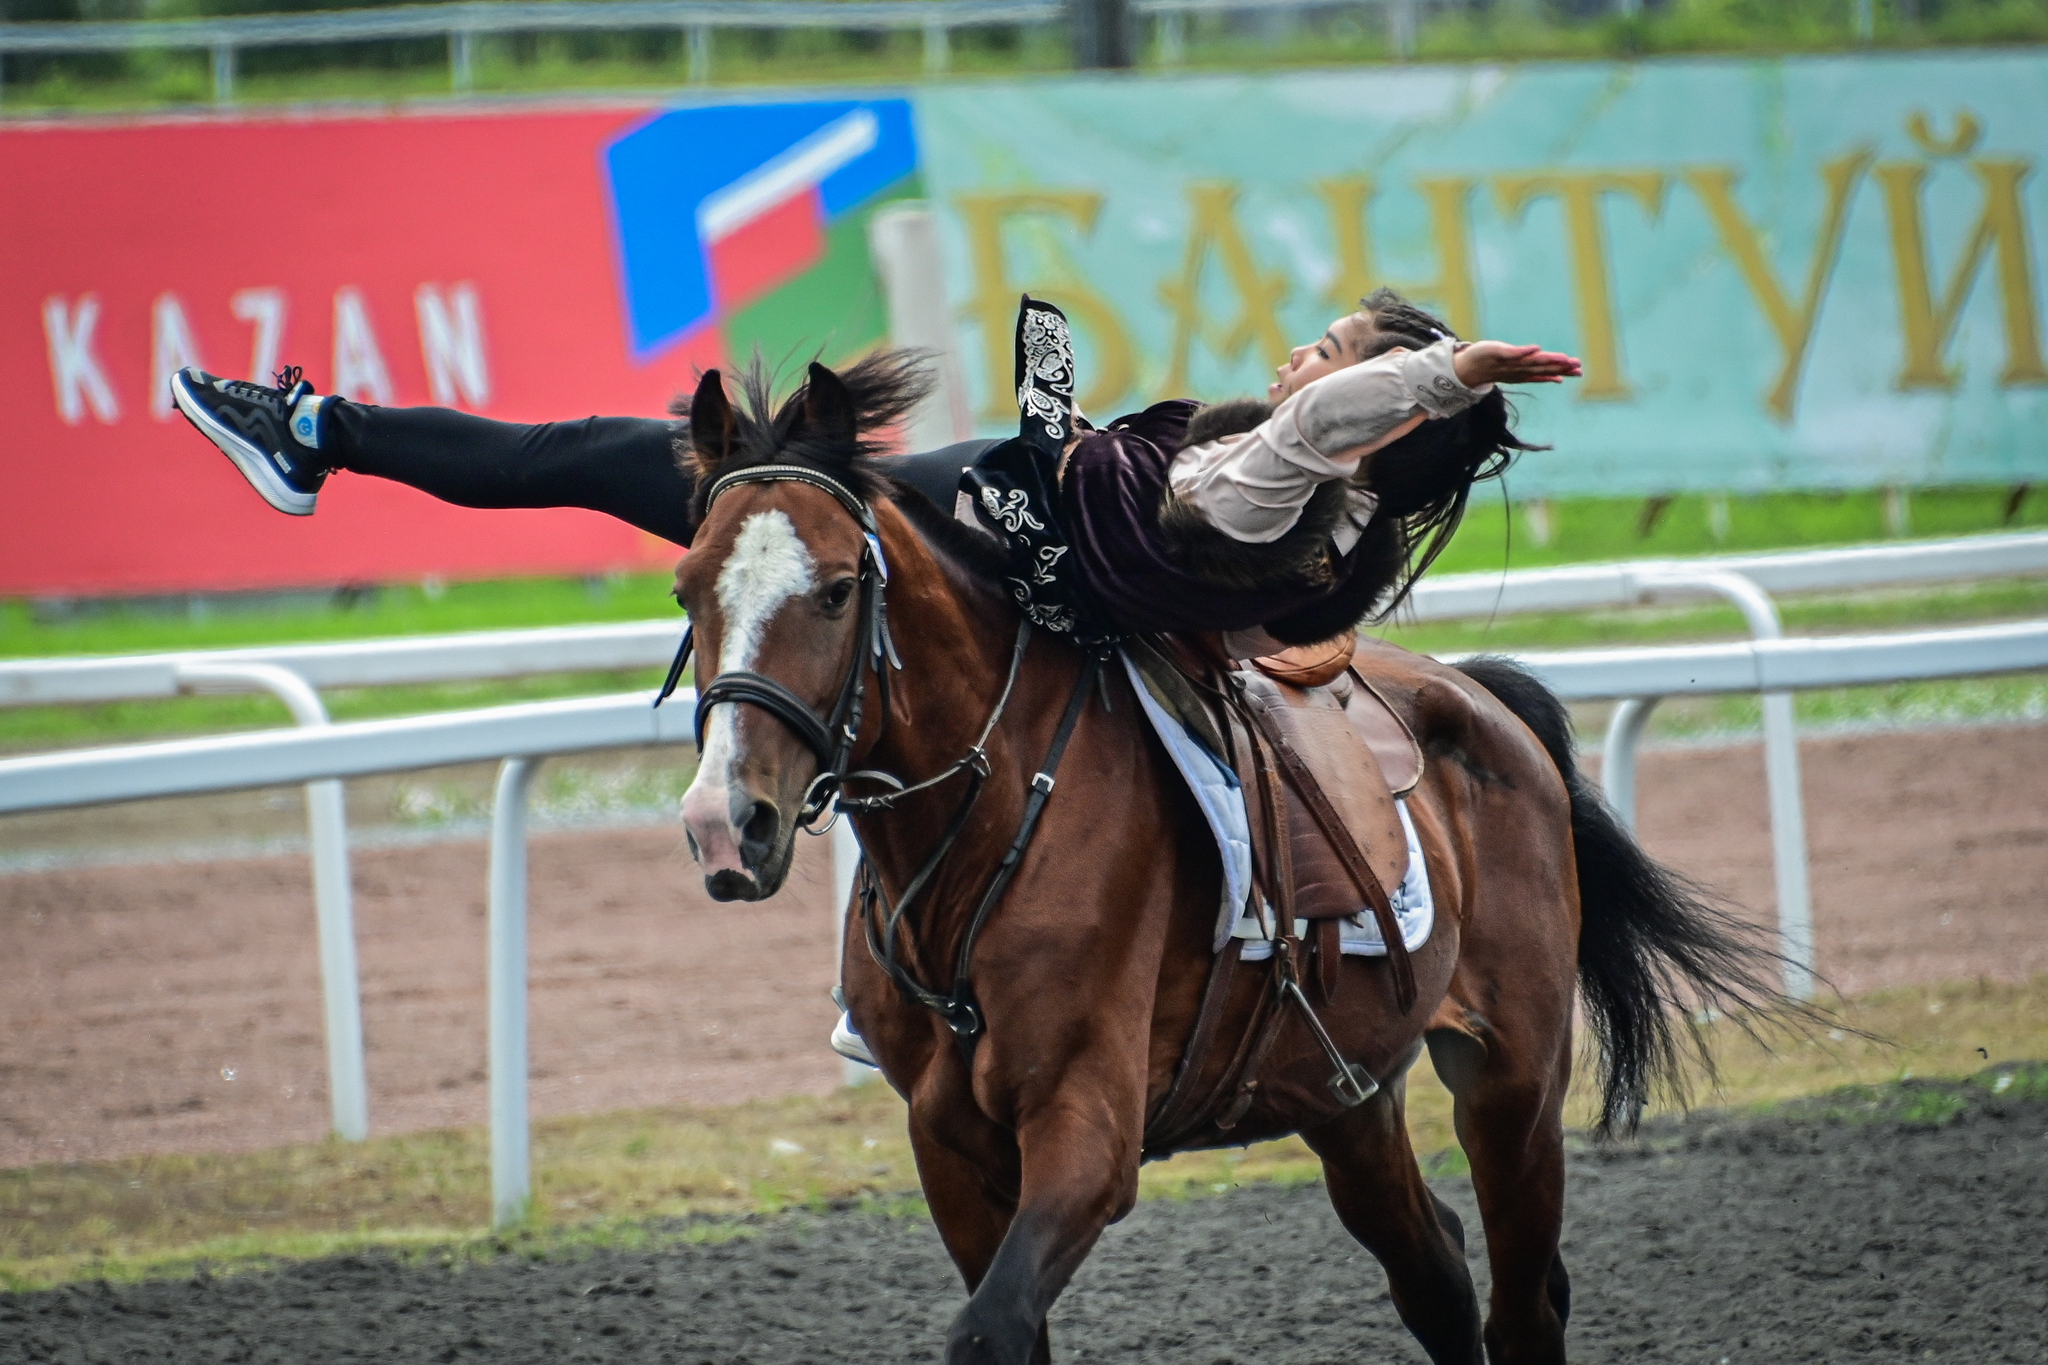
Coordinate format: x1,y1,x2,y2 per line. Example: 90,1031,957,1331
940,1083,1143,1365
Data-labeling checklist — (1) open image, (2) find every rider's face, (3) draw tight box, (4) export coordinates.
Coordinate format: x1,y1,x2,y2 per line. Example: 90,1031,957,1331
1269,312,1376,403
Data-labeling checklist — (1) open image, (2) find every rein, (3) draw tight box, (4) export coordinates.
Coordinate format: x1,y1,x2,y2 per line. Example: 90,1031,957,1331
656,459,1099,1054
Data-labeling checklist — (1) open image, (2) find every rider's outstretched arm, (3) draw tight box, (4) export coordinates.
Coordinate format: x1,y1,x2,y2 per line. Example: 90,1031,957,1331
1165,338,1492,546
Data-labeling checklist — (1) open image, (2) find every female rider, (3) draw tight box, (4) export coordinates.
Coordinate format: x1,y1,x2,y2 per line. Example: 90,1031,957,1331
169,289,1577,648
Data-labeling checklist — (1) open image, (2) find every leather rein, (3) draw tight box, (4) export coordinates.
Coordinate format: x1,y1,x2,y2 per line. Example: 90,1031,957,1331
654,461,1099,1053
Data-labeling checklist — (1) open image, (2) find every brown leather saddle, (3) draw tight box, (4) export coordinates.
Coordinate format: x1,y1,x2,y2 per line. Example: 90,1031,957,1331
1128,631,1421,962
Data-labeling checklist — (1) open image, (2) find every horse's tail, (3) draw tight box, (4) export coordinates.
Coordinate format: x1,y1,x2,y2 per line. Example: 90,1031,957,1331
1454,655,1788,1136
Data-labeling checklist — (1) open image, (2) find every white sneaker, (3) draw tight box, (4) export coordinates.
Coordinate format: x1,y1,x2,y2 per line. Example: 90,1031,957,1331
830,1011,877,1068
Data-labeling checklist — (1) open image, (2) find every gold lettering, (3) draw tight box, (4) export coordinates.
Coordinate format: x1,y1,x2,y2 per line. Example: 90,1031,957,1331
1876,158,2048,389
1157,183,1291,397
1317,176,1481,338
1682,151,1873,423
954,190,1139,418
1493,170,1667,401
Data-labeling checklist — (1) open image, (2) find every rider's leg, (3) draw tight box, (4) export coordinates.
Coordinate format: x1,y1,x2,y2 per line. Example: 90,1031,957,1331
325,402,697,544
1299,1066,1485,1365
175,364,988,547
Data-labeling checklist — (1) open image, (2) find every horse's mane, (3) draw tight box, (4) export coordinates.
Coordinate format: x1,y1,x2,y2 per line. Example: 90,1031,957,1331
672,349,1012,585
674,349,932,516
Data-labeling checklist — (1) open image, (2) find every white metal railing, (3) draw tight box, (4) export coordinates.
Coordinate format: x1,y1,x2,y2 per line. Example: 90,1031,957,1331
6,617,2048,1225
1400,530,2048,621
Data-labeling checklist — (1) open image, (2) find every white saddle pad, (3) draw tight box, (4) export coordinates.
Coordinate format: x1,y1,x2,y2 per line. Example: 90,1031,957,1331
1120,652,1434,961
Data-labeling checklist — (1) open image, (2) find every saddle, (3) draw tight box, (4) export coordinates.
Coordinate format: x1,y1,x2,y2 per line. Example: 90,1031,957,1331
1128,630,1423,1002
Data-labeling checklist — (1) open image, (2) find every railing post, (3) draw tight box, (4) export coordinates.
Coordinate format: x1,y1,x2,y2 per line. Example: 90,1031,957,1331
1599,696,1659,831
489,756,541,1231
1388,0,1418,59
211,43,235,104
1635,569,1816,1000
451,29,475,92
1071,0,1134,68
1761,688,1815,999
1156,11,1186,65
175,662,368,1143
867,202,975,447
922,18,950,75
687,24,710,84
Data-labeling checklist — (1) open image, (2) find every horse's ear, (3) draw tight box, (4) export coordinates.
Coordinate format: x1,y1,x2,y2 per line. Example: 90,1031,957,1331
800,361,858,450
689,369,735,473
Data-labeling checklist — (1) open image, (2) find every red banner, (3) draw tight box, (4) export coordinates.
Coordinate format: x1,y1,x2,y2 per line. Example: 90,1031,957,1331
0,99,914,597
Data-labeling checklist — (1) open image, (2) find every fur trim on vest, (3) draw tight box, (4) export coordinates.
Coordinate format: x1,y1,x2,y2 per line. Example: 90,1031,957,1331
1154,398,1348,595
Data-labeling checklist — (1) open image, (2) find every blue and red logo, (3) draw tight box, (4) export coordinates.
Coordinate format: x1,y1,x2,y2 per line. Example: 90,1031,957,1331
603,98,920,365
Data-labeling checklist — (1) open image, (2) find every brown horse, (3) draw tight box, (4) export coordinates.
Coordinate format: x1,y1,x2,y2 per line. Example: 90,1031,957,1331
672,357,1776,1365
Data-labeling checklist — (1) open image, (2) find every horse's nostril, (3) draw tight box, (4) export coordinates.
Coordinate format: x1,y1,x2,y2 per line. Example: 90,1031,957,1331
737,800,780,867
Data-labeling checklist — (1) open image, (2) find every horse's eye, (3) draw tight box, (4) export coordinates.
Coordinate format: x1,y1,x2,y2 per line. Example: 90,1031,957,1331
823,578,857,611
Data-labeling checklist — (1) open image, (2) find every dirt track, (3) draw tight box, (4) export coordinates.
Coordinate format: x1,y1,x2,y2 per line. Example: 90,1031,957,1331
3,1081,2043,1363
3,723,2047,1168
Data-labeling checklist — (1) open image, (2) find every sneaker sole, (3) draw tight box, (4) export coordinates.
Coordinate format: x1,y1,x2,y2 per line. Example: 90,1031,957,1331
171,372,318,516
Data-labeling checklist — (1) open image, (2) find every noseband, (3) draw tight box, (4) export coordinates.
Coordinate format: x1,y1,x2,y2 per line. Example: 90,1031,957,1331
653,463,903,827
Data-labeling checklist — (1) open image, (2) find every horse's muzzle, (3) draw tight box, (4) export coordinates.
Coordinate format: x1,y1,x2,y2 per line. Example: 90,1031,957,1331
681,780,794,901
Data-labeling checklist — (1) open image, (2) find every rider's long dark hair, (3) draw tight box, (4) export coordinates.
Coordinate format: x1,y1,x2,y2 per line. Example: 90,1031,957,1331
1454,654,1809,1135
1349,287,1542,613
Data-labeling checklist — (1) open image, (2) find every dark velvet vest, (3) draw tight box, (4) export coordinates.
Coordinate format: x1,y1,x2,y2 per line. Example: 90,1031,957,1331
1057,401,1402,643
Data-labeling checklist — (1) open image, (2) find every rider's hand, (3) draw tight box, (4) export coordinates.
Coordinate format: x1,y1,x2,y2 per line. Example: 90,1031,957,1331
1453,341,1583,388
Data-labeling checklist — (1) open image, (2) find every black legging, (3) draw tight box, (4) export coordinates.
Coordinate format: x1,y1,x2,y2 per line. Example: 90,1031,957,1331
326,400,996,547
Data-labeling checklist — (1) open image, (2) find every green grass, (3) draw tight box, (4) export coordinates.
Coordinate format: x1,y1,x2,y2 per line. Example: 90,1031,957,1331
4,0,2046,115
5,977,2042,1291
0,571,681,659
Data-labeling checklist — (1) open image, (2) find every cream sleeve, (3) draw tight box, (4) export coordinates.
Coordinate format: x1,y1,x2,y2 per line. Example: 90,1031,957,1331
1165,338,1491,546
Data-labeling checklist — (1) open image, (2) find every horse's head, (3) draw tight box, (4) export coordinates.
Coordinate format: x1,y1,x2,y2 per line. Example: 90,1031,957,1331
674,354,928,901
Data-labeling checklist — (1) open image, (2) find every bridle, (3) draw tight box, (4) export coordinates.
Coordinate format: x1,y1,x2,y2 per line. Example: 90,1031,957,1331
654,462,902,827
654,459,1100,1051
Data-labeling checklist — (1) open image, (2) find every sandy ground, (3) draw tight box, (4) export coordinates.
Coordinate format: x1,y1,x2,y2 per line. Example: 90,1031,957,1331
2,723,2044,1169
4,1084,2043,1363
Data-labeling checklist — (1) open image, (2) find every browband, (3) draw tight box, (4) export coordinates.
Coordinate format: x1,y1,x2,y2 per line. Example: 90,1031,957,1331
704,463,873,527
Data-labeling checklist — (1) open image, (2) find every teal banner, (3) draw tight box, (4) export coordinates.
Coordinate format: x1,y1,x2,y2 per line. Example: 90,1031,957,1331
914,53,2048,495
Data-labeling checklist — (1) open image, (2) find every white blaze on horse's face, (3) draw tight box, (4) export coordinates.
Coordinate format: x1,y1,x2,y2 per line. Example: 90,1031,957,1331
680,509,817,884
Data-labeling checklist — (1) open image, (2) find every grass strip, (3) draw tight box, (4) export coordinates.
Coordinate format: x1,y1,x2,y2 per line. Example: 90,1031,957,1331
5,974,2042,1291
